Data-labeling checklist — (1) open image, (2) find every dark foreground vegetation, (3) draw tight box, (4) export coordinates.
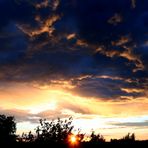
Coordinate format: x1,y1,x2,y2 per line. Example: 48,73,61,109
0,114,148,147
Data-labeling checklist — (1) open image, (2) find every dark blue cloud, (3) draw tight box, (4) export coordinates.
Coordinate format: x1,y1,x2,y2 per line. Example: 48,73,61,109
68,0,148,44
0,0,147,100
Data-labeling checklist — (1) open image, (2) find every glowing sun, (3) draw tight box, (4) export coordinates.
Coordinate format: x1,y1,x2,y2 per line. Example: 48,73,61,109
70,136,77,143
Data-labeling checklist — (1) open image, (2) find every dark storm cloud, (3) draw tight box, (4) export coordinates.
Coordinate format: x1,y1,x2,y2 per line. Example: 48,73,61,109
0,0,147,100
70,76,145,99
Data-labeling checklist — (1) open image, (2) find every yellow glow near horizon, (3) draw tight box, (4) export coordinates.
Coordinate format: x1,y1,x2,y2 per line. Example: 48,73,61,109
0,82,148,116
0,82,148,141
29,101,57,114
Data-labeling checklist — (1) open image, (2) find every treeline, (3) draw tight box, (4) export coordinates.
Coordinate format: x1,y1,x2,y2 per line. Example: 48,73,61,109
0,114,148,147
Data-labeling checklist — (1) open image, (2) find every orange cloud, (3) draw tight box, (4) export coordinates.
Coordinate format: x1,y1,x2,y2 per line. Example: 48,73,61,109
111,36,131,46
76,39,88,47
35,0,49,9
95,45,144,72
17,15,60,37
121,88,145,93
34,0,60,10
121,46,144,72
67,33,76,40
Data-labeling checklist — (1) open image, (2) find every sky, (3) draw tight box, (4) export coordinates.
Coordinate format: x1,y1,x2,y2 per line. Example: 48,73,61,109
0,0,148,141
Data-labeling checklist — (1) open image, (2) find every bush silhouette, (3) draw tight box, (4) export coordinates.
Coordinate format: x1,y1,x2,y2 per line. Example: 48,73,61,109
0,114,16,143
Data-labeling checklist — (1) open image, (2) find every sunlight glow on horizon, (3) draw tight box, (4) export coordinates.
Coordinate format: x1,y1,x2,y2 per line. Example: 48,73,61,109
0,82,148,141
29,101,57,114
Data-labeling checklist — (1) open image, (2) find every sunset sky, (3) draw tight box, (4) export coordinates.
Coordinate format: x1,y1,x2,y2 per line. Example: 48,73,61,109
0,0,148,141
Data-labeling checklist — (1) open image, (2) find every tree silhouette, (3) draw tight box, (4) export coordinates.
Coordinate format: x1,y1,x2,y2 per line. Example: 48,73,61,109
90,131,105,143
18,131,34,143
120,133,135,142
76,129,85,142
0,114,16,143
35,117,74,144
